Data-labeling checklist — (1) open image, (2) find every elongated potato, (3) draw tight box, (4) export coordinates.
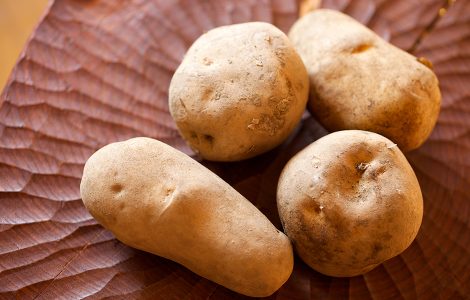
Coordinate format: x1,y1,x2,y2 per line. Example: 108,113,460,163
169,22,309,161
80,137,293,297
289,9,441,151
277,130,423,277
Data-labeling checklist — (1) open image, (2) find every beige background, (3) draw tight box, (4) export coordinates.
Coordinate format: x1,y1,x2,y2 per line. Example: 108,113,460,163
0,0,49,90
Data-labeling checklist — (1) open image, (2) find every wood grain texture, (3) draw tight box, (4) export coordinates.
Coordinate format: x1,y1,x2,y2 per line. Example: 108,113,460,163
0,0,469,299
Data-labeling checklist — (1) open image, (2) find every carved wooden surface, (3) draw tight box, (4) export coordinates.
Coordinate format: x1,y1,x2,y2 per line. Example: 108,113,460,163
0,0,469,299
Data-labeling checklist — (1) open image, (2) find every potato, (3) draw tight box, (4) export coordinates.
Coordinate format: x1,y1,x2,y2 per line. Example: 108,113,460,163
277,130,423,277
80,137,293,297
288,9,441,151
169,22,309,161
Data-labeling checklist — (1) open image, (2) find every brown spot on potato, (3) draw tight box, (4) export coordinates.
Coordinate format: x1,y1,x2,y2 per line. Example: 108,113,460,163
370,243,383,258
111,183,123,193
203,134,214,145
417,57,433,70
164,188,175,203
201,88,215,101
285,78,293,91
313,203,324,214
165,188,174,197
189,131,198,139
351,43,373,54
202,57,213,65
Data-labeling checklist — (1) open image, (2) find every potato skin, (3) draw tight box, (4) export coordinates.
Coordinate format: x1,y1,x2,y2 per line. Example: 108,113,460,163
80,137,293,297
169,22,309,161
289,9,441,152
277,130,423,277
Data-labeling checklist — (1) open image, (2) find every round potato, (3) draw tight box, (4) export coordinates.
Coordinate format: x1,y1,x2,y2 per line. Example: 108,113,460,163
169,22,309,161
288,9,441,151
277,130,423,277
80,137,293,297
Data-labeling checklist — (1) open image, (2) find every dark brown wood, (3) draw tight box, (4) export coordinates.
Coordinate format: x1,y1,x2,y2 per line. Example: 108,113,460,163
1,0,469,299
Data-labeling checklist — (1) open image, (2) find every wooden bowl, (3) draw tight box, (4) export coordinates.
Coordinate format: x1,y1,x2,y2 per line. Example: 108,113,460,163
1,0,469,298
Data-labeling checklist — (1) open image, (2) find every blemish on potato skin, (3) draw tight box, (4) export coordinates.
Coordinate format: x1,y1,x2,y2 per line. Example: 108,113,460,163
165,188,174,197
111,183,123,193
247,118,261,130
171,98,188,120
382,234,395,250
369,242,383,259
163,188,175,205
203,134,215,146
276,99,290,114
356,162,369,172
251,114,286,136
351,43,373,54
202,57,213,65
189,131,198,141
274,49,286,67
248,95,262,106
201,88,214,101
368,165,387,181
417,57,433,70
312,204,324,214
